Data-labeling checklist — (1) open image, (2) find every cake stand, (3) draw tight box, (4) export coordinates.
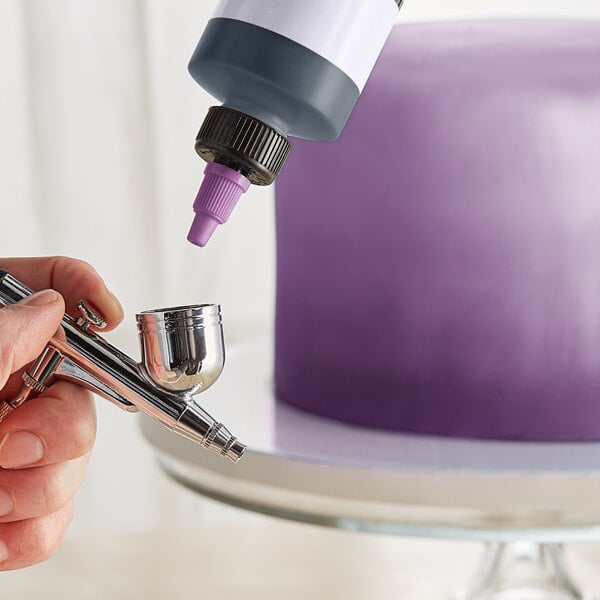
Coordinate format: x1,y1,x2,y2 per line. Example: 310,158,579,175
140,336,600,600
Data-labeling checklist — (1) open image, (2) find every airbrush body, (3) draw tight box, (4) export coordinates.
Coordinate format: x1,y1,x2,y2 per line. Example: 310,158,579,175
0,270,245,463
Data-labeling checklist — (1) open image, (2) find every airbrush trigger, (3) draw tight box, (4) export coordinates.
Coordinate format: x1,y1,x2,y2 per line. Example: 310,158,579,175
76,300,108,330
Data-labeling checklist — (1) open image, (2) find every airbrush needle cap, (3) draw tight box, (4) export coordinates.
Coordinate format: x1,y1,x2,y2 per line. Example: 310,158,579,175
187,162,251,247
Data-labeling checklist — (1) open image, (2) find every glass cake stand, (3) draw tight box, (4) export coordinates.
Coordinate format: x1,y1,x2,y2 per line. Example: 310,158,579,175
141,337,600,600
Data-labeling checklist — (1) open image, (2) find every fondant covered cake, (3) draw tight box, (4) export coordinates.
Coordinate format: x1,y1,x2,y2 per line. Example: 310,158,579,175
274,20,600,441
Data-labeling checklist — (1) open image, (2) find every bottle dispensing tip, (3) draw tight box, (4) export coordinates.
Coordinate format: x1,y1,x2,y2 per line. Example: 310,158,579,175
187,162,251,247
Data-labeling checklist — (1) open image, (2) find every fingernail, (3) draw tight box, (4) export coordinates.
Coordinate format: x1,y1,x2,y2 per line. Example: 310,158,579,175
20,289,59,307
0,540,8,563
0,487,14,517
0,431,45,468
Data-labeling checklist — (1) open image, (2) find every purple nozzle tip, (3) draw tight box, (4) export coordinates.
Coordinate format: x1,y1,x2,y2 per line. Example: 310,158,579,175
187,162,251,247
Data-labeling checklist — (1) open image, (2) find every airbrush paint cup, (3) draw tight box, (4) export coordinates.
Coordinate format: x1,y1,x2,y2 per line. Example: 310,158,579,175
137,303,225,394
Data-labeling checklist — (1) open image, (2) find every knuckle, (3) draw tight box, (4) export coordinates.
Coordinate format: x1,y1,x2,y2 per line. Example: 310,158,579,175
69,399,97,458
54,256,95,278
43,386,97,459
40,468,72,516
48,256,97,291
34,503,74,562
8,505,73,567
0,460,85,524
31,522,59,563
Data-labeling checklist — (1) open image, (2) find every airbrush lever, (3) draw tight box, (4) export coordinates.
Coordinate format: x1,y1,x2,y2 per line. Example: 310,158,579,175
0,270,246,463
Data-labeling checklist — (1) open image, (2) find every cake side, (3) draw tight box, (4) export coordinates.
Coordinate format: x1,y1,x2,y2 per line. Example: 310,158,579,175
274,20,600,440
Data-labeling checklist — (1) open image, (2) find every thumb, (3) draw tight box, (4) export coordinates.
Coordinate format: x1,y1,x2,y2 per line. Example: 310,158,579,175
0,290,65,388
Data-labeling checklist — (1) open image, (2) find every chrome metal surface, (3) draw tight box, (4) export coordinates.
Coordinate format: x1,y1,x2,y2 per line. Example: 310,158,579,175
25,346,64,391
0,401,13,421
136,305,224,394
22,371,48,394
76,299,108,330
0,270,245,463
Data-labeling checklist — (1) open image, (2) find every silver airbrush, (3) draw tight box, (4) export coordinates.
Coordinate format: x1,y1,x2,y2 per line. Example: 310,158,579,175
0,270,246,463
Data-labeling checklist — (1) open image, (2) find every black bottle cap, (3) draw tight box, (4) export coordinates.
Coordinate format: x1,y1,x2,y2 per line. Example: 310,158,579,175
195,106,292,186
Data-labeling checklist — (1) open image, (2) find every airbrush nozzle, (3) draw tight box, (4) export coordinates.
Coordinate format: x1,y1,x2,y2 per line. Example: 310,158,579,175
176,403,247,463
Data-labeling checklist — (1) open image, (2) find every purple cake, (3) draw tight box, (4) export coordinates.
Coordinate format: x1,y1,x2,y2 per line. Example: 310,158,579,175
274,20,600,441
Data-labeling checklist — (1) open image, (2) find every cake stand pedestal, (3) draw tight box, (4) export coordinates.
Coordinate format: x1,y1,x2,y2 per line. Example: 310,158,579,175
140,338,600,600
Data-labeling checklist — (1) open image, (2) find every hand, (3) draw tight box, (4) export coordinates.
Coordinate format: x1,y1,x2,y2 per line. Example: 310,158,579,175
0,257,123,570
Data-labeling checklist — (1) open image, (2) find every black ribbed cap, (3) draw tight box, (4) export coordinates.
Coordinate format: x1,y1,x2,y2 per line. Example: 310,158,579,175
195,106,292,186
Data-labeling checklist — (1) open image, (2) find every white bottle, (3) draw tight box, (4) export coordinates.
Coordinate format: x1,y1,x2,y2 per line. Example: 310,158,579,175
187,0,403,246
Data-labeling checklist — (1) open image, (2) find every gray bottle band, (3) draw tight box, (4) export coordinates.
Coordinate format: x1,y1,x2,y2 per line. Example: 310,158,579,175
188,18,360,141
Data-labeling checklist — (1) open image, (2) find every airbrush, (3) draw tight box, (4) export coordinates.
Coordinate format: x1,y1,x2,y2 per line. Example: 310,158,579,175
0,270,246,463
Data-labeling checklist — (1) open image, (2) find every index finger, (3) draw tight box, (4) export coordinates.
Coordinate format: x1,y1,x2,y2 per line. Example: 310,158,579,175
0,256,123,331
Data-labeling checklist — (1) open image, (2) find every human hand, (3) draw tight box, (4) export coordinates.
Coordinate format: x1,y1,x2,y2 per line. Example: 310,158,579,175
0,257,123,570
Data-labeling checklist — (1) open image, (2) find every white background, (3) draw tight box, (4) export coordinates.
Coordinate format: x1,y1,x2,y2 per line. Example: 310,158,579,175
0,0,599,536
